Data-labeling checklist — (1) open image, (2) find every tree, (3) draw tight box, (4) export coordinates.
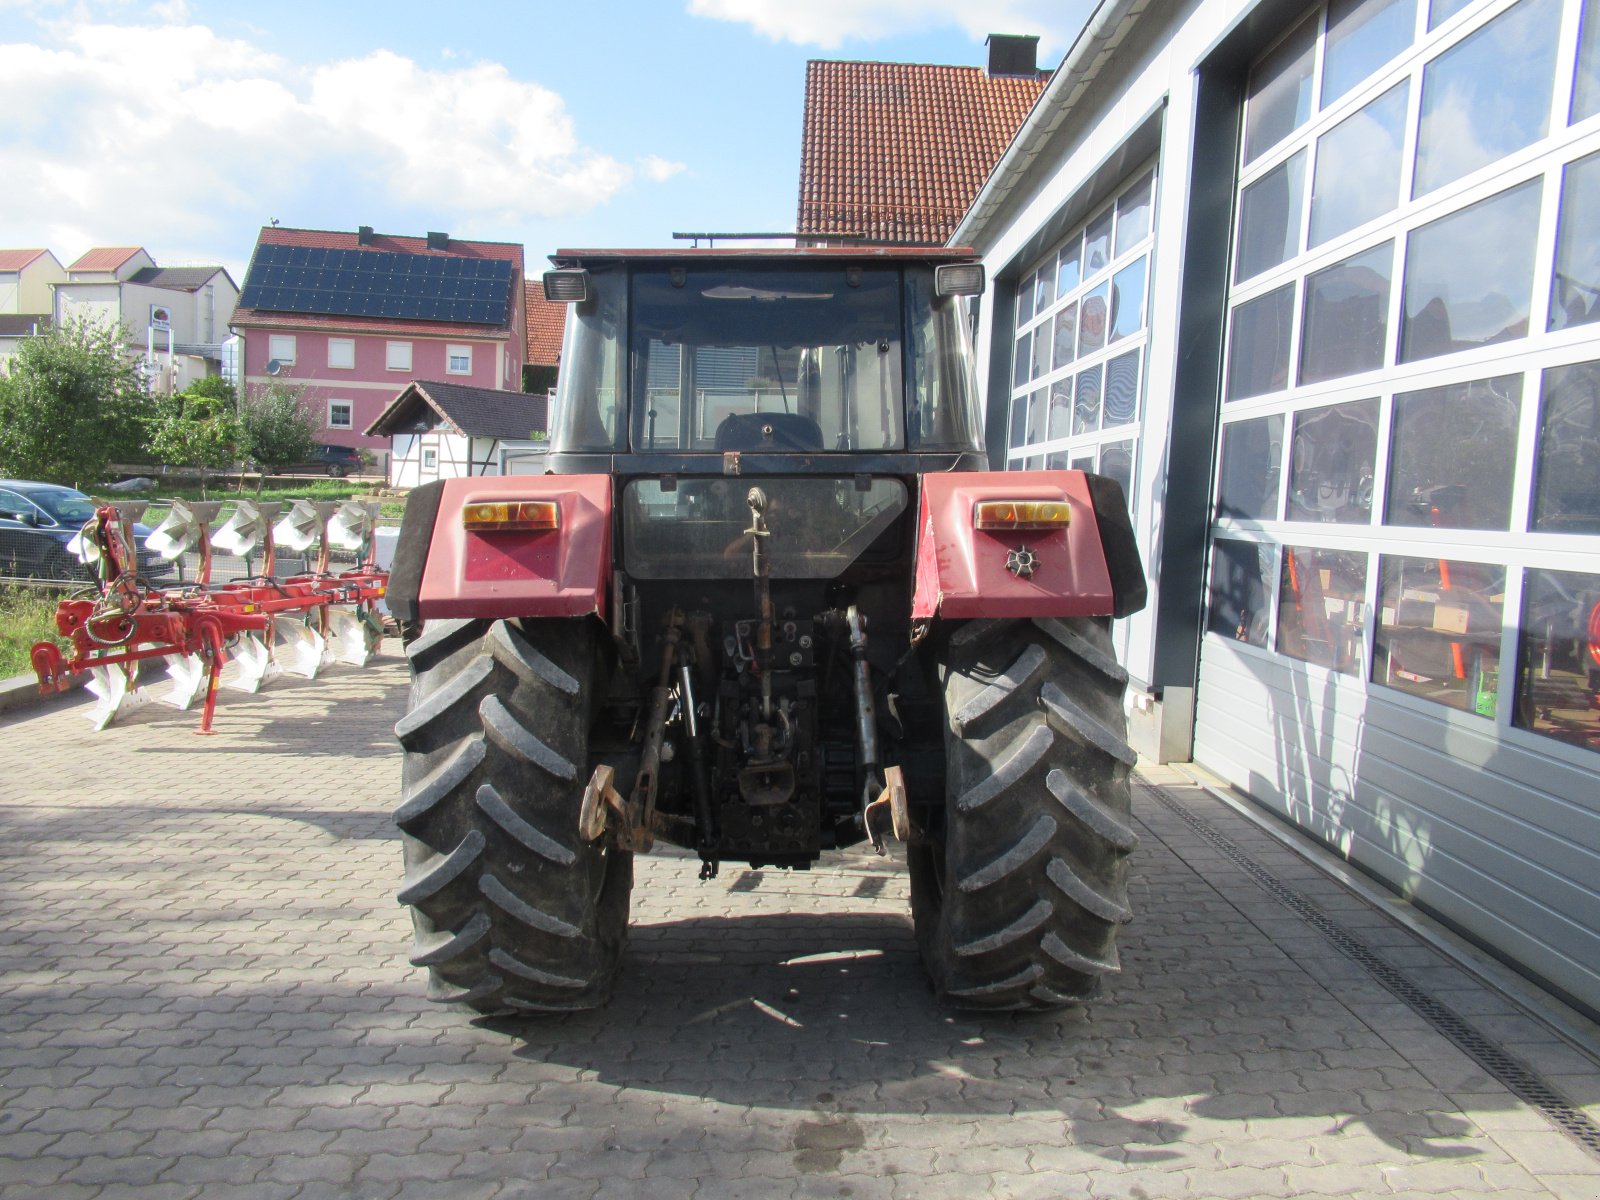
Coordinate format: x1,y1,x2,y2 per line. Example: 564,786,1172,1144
0,317,147,486
239,382,318,489
147,384,242,498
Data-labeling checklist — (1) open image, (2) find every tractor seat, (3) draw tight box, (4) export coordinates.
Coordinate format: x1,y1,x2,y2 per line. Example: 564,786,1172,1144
713,412,824,452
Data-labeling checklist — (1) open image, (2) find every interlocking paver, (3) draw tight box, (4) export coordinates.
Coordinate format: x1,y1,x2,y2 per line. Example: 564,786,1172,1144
2,648,1599,1198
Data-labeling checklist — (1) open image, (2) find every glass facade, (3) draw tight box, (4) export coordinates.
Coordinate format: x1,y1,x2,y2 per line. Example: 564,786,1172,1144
1210,0,1599,757
1008,167,1156,501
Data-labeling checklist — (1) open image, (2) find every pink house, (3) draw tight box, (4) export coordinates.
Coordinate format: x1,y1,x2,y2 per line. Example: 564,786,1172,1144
231,226,525,466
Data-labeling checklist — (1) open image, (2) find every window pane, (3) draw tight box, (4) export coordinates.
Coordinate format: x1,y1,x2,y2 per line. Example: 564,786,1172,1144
1413,0,1561,197
1084,209,1114,276
1104,349,1141,426
1031,323,1052,379
1053,302,1079,370
1531,360,1600,532
1079,283,1110,355
1100,439,1135,499
1400,180,1542,362
1058,238,1082,293
1576,0,1600,121
1236,150,1306,283
1244,14,1318,165
1009,394,1027,449
1217,415,1284,522
1287,397,1379,523
1209,540,1275,647
1278,546,1368,673
1386,373,1523,530
1027,388,1049,445
1323,0,1417,106
1109,258,1147,343
1073,365,1103,436
1017,275,1035,325
1046,450,1071,469
1013,333,1030,388
1550,150,1600,331
1300,241,1393,384
1227,283,1295,400
1114,172,1154,256
1516,568,1600,753
1374,555,1505,714
1047,378,1073,440
1035,258,1057,313
1310,83,1408,248
1429,0,1471,27
1070,454,1096,474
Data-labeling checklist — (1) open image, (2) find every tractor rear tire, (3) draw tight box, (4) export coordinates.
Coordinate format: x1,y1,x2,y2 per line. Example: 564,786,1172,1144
393,616,631,1014
910,616,1137,1010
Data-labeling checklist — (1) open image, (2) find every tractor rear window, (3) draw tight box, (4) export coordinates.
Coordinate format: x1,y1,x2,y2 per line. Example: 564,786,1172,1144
622,477,907,579
629,267,905,452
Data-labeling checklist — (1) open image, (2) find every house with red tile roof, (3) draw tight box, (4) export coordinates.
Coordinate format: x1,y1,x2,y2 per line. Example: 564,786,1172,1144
49,247,238,391
231,226,526,470
0,249,67,319
796,35,1049,246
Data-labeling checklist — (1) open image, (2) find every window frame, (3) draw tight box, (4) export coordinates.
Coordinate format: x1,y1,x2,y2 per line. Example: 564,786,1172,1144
326,400,353,430
446,344,473,375
327,338,355,370
267,334,296,365
386,340,413,372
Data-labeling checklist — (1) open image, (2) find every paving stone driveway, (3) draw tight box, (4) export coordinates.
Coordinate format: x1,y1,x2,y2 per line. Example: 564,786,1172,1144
2,643,1598,1199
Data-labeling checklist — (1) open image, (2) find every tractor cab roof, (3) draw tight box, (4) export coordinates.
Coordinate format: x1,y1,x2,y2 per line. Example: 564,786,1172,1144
548,245,980,268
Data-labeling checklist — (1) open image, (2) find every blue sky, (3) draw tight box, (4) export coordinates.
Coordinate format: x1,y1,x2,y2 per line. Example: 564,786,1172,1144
0,0,1091,282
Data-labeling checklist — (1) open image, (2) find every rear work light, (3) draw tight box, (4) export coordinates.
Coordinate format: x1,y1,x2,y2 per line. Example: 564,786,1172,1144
972,499,1072,531
935,263,986,297
462,501,561,532
543,269,591,303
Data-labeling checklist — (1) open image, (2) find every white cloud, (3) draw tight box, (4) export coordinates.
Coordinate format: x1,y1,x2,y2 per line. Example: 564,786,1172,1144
686,0,1090,53
0,14,662,271
638,155,687,183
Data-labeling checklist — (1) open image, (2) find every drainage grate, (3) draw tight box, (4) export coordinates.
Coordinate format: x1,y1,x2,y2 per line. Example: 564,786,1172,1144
1148,786,1600,1160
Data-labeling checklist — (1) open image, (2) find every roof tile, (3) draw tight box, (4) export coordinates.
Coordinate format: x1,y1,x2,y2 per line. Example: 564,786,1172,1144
797,60,1047,244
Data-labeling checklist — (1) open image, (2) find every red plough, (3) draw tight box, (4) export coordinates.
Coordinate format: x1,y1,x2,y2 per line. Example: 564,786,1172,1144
31,500,388,732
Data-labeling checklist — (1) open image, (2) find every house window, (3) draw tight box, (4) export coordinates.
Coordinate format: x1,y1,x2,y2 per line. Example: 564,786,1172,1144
327,400,352,430
328,339,355,370
446,345,472,375
422,448,438,470
386,341,413,371
1007,164,1156,505
267,335,296,365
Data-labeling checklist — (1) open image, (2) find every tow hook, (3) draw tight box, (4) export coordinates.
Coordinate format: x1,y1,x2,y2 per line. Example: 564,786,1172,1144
862,765,917,854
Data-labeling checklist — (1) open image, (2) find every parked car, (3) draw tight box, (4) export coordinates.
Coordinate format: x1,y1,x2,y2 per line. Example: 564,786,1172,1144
283,444,364,478
0,480,169,582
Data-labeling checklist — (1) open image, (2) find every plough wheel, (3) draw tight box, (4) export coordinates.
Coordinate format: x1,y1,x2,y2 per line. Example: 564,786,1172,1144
393,617,631,1014
910,616,1137,1010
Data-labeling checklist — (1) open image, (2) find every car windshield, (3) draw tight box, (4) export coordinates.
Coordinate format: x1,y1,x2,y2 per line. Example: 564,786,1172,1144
24,488,97,525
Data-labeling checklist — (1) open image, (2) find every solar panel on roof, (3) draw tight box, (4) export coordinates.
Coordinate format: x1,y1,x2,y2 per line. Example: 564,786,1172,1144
239,244,514,325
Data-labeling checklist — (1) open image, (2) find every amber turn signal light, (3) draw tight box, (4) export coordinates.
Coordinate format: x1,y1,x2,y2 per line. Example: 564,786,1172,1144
462,500,561,532
972,499,1072,531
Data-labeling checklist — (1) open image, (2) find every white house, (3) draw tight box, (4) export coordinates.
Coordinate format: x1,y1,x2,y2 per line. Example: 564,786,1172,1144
367,379,551,487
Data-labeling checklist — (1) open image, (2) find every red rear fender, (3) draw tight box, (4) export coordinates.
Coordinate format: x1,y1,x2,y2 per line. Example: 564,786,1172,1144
416,475,612,620
912,470,1117,621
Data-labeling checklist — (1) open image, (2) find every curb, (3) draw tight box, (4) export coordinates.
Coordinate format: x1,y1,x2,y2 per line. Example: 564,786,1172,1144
0,671,87,718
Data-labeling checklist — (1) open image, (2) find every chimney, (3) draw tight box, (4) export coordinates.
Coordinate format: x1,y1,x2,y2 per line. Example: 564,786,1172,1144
427,231,450,251
986,33,1040,77
358,225,375,245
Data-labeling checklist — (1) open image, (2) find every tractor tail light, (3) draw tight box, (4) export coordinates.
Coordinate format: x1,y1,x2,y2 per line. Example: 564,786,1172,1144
972,500,1072,531
462,501,561,532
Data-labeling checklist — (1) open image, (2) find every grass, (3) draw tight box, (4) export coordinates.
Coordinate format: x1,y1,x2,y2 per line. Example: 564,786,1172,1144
94,478,408,520
0,585,67,680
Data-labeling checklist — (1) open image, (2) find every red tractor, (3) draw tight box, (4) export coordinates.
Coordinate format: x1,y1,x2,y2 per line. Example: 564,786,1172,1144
386,247,1146,1014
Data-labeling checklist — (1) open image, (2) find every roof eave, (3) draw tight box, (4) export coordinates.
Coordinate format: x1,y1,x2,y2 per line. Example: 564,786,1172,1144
951,0,1149,251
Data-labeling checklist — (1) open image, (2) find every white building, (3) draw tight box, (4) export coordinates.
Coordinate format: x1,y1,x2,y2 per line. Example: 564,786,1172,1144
367,379,551,487
957,0,1600,1015
54,247,239,391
